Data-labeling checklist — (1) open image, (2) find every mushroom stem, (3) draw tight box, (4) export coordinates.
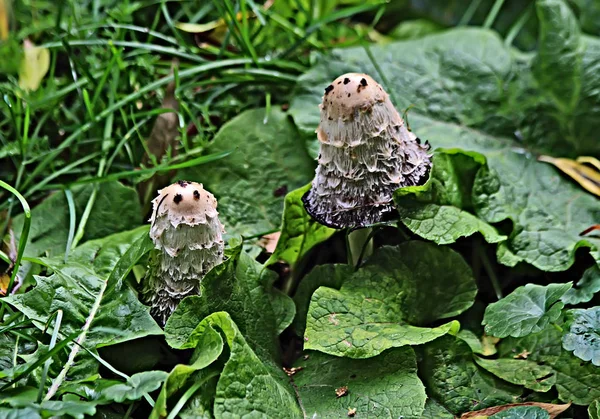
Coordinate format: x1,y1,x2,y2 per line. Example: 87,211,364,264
347,227,373,268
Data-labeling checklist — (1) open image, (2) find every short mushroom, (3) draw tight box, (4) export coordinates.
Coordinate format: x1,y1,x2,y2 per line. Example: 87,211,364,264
141,180,225,325
302,73,432,230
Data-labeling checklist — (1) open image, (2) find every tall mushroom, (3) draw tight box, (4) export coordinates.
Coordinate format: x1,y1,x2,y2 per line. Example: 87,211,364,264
302,73,431,263
142,180,225,325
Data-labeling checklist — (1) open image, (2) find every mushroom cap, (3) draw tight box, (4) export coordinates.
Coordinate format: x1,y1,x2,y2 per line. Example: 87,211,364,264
150,180,219,228
320,73,389,120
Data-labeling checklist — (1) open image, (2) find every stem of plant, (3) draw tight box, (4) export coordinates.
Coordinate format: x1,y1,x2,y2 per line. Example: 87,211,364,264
347,227,373,268
477,244,503,300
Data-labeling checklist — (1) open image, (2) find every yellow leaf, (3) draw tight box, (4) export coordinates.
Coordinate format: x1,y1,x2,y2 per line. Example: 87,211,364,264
0,272,9,296
0,0,9,40
538,155,600,197
18,40,50,92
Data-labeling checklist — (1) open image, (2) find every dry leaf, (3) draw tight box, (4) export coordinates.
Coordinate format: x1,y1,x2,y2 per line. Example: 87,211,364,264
258,232,281,253
581,224,600,236
335,386,348,398
513,349,531,359
461,402,571,419
18,39,50,91
347,407,357,417
0,272,10,296
481,334,500,356
538,155,600,196
283,366,302,377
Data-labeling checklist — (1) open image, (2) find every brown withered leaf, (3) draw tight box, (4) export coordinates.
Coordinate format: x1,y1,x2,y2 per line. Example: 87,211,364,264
137,65,180,214
335,386,348,398
258,232,281,254
461,402,571,419
538,155,600,196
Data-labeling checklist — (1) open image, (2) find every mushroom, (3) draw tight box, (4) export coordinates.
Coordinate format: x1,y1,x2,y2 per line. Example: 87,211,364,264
141,180,225,325
302,73,432,230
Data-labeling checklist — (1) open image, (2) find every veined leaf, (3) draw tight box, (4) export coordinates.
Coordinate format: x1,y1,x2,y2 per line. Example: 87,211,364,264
562,307,600,366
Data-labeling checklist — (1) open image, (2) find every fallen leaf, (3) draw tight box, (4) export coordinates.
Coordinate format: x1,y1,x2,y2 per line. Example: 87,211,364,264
347,407,357,417
258,232,281,254
461,402,571,419
538,155,600,196
0,272,9,296
481,334,500,356
283,366,302,377
18,39,50,91
513,350,531,360
335,386,348,398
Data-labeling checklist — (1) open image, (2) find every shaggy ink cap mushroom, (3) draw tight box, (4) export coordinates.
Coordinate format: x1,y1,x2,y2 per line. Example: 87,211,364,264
142,180,225,325
302,73,432,229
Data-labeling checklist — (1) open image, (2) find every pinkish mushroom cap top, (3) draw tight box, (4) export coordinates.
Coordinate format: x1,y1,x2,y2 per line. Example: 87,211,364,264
320,73,389,120
150,180,219,227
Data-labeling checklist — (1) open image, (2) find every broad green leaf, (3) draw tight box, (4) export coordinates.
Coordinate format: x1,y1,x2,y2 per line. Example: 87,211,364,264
292,264,349,335
162,312,301,418
266,184,335,268
562,307,600,366
165,244,293,360
421,336,522,415
99,371,168,403
534,0,582,114
590,399,600,419
151,323,224,419
561,265,600,305
292,347,426,418
490,406,550,419
395,152,506,245
483,283,572,338
499,322,600,405
421,397,453,418
474,357,556,392
305,242,473,358
11,181,142,259
0,399,96,419
181,108,315,238
5,227,162,349
289,28,600,271
0,407,40,419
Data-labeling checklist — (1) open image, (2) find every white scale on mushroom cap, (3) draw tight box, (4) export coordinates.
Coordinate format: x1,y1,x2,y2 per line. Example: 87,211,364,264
302,73,432,229
141,180,225,325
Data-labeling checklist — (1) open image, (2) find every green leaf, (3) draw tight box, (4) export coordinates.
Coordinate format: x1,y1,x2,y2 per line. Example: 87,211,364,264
561,265,600,305
421,397,453,418
534,0,582,114
5,226,162,349
289,28,600,271
292,264,349,336
590,399,600,419
292,347,426,418
305,242,474,358
11,181,142,259
498,322,600,405
394,152,506,245
489,406,550,419
161,312,301,418
562,307,600,366
99,371,168,403
482,283,572,338
474,357,556,392
0,407,40,419
421,336,522,415
181,108,315,239
266,184,335,267
165,244,293,360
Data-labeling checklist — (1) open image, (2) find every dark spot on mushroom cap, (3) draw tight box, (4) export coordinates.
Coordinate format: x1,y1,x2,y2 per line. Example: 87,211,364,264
415,137,421,144
193,190,200,200
337,81,341,84
347,93,351,97
173,194,183,204
177,180,190,187
360,78,367,87
324,85,334,94
343,78,350,85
